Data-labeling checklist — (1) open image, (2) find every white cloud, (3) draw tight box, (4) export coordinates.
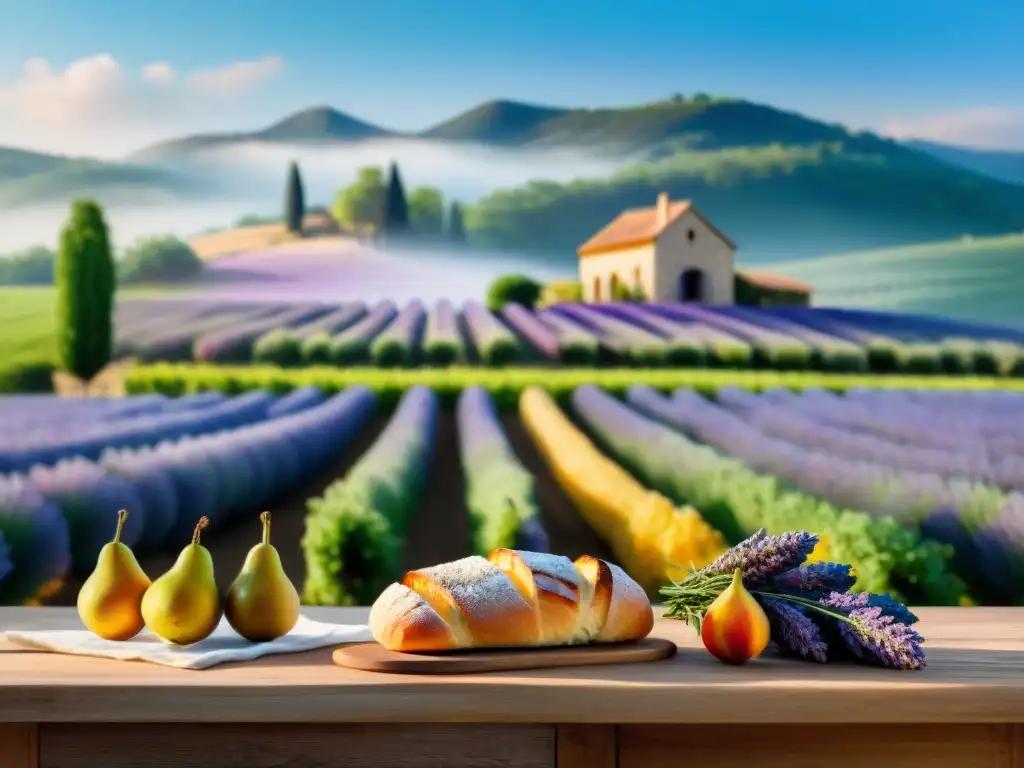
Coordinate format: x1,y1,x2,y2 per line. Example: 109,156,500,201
882,107,1024,150
0,53,284,157
141,62,175,85
185,55,283,95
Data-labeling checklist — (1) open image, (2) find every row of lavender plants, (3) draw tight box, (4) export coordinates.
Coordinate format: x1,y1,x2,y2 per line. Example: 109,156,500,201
116,301,290,362
568,385,964,605
0,387,377,604
112,298,1024,373
626,386,1017,603
708,386,1024,601
0,392,280,473
302,386,438,606
457,386,548,554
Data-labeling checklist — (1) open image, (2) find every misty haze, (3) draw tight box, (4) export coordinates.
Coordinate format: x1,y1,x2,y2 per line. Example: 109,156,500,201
0,140,631,253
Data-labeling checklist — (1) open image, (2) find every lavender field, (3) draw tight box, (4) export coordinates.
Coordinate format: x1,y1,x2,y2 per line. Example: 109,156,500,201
2,384,1022,608
111,297,1024,375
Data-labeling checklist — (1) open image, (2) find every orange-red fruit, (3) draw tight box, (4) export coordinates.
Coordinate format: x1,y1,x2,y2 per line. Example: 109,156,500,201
700,569,771,664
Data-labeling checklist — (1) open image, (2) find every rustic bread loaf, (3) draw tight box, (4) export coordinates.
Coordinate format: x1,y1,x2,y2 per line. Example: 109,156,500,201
369,549,654,652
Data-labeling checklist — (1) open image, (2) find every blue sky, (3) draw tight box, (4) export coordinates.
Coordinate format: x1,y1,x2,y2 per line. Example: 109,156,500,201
1,0,1022,155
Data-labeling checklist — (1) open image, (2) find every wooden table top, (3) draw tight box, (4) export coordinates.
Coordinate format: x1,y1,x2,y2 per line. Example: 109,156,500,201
1,606,1022,724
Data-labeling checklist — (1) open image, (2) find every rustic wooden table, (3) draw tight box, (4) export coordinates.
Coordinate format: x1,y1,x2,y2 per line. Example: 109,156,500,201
0,606,1022,768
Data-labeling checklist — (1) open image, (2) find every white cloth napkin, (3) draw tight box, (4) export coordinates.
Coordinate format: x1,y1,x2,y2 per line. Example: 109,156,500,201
2,615,372,670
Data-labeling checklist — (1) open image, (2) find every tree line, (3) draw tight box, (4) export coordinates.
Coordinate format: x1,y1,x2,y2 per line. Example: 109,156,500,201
283,160,466,245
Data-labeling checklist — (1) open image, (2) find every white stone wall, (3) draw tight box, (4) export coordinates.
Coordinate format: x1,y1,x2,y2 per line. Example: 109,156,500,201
652,211,735,303
578,243,655,302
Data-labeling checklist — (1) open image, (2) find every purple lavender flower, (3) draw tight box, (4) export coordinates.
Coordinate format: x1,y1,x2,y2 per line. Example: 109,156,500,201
773,562,856,596
761,597,828,663
821,592,925,670
823,590,919,626
707,528,819,583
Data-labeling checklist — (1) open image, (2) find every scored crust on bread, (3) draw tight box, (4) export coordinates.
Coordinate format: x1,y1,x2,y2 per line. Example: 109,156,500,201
370,549,654,652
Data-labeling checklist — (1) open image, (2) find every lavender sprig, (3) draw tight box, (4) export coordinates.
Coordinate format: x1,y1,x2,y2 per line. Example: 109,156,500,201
773,562,857,597
706,528,819,584
765,591,926,670
761,597,828,663
820,592,926,670
822,590,919,626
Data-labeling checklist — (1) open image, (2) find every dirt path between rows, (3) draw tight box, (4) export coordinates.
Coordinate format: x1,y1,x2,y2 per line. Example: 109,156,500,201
501,413,615,563
400,412,472,573
46,415,391,606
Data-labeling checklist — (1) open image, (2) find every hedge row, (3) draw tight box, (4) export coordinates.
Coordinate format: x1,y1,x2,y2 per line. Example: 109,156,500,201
0,361,55,394
126,363,1024,411
301,386,437,606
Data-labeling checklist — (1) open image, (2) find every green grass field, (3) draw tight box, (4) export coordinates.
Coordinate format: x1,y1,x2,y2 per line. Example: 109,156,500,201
0,286,173,369
0,287,59,366
765,234,1024,328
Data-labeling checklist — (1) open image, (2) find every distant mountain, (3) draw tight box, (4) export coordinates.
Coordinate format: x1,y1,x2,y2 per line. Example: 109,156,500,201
0,147,200,208
904,139,1024,187
130,106,393,162
7,97,1024,264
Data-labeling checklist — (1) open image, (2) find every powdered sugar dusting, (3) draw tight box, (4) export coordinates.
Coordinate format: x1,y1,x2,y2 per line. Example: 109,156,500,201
369,582,421,642
420,555,530,621
515,550,580,588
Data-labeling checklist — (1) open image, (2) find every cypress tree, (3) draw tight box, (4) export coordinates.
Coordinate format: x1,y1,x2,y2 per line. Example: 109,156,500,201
380,161,409,247
54,199,116,381
285,161,305,233
447,201,466,243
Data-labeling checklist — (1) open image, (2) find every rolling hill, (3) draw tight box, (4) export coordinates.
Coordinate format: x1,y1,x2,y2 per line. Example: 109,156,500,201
129,106,394,163
0,147,202,208
762,234,1024,328
904,139,1024,187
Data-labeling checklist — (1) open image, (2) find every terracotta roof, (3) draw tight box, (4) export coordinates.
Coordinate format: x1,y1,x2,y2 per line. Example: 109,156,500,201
577,199,736,256
739,270,813,294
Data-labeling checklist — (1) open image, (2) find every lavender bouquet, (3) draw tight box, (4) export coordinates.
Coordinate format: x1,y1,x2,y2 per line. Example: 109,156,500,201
660,529,926,670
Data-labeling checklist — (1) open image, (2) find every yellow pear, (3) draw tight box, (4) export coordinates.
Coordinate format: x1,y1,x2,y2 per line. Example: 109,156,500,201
225,512,300,642
77,509,151,640
141,517,221,645
700,569,771,664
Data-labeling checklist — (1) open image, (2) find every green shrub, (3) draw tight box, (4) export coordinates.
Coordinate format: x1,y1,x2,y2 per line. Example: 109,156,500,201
478,336,520,367
902,344,943,374
302,495,398,606
301,332,334,365
252,330,303,367
865,339,904,373
55,199,115,381
486,274,542,311
423,337,462,366
118,236,202,284
302,387,437,604
0,361,55,393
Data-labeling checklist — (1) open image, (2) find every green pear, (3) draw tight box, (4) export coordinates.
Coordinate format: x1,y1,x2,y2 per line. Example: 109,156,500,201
141,516,221,645
225,512,300,642
77,509,151,641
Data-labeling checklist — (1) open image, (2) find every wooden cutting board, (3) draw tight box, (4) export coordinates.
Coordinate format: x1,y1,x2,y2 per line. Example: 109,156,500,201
332,637,677,675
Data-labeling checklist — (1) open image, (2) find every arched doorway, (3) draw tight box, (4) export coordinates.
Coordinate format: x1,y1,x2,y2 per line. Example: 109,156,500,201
679,269,705,301
609,273,619,300
593,276,602,302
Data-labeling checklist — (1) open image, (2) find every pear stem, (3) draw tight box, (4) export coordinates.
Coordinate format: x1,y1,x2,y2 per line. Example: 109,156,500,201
260,511,271,546
113,509,128,544
192,516,209,546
